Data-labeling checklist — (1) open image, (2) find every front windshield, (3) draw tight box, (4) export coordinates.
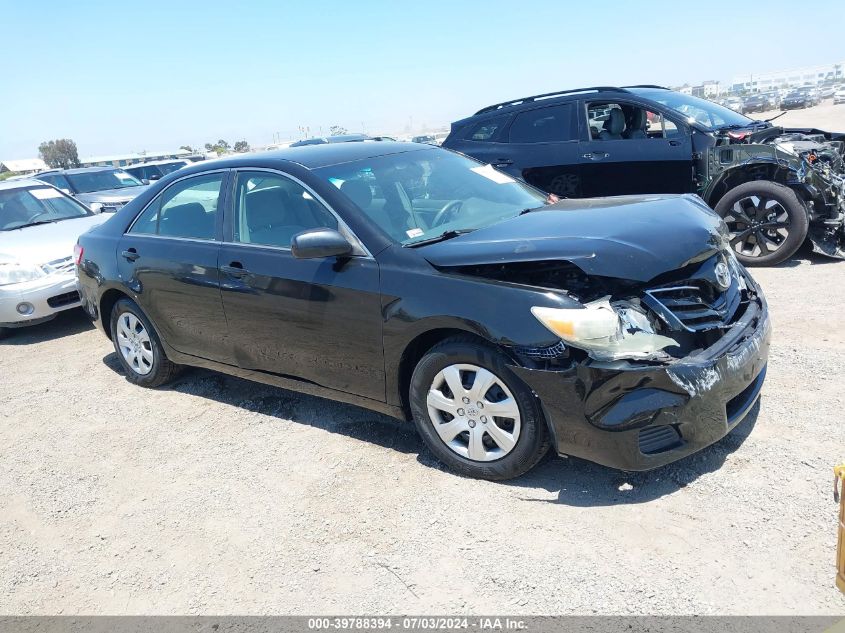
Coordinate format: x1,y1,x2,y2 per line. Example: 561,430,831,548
66,169,143,193
0,186,91,231
630,89,756,130
313,148,547,245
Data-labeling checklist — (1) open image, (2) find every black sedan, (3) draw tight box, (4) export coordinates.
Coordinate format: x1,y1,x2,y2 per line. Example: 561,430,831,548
75,142,770,480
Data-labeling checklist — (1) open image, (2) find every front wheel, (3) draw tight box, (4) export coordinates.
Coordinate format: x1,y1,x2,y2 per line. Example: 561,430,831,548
714,181,809,266
110,298,180,387
409,337,551,480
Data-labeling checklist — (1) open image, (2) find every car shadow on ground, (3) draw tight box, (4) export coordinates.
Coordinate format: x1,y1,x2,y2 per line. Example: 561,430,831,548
102,354,761,505
775,241,842,268
506,400,761,506
101,353,426,457
1,309,94,345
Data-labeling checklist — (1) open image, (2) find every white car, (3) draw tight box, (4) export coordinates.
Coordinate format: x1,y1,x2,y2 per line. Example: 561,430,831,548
834,88,845,105
0,179,109,337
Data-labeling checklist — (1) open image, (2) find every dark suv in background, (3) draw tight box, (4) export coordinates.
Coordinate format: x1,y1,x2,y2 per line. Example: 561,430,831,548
36,166,149,213
443,85,845,265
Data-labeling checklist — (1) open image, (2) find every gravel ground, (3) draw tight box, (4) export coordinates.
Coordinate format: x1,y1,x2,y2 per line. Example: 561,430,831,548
1,243,843,616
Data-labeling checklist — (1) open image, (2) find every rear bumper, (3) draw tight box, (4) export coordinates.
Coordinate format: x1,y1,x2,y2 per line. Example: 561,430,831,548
511,295,771,471
0,274,81,327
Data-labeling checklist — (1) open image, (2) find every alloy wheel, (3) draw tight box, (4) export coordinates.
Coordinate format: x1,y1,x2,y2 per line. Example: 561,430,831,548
722,195,791,258
116,312,154,376
426,363,521,462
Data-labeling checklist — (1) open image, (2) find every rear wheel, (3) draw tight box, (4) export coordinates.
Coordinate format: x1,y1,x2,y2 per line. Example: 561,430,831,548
409,337,550,480
714,181,809,266
110,298,180,387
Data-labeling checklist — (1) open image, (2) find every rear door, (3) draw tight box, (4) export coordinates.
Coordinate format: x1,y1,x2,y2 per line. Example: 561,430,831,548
577,100,694,197
118,170,232,363
500,103,582,197
218,169,385,401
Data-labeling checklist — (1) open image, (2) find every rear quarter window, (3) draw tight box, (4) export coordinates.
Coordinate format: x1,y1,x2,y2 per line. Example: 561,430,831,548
462,114,511,142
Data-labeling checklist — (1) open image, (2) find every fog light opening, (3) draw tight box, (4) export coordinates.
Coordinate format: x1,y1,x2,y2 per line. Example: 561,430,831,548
16,302,34,316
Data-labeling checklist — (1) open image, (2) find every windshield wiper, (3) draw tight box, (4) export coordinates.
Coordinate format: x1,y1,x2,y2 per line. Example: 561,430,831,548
12,219,62,229
404,229,474,248
765,111,787,123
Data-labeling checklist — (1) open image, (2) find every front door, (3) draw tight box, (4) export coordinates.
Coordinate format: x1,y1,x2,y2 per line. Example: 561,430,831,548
578,101,694,197
118,171,232,363
218,170,385,401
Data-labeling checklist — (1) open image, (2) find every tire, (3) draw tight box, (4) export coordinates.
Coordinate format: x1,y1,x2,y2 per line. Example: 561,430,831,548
110,298,180,388
409,336,551,480
714,180,809,266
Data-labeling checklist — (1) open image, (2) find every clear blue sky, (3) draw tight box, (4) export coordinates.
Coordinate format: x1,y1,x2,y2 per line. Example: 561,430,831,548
1,0,844,158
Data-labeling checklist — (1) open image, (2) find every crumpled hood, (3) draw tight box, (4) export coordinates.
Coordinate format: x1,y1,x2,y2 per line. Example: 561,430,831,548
0,215,108,265
76,185,148,203
421,194,727,283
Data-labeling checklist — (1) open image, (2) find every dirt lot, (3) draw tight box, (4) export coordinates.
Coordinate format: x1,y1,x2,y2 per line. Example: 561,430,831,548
748,98,845,130
0,241,843,616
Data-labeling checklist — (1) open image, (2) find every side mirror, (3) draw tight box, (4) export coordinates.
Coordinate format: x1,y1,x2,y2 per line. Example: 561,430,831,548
291,228,353,259
141,179,150,185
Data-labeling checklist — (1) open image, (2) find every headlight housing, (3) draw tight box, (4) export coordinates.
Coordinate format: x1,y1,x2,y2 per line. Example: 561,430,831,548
531,299,679,361
0,261,47,286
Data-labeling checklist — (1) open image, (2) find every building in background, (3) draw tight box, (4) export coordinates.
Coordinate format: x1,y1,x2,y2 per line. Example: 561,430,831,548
731,61,845,93
0,158,48,175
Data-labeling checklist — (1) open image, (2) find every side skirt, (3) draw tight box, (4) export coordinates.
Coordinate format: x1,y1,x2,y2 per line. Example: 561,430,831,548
162,340,406,421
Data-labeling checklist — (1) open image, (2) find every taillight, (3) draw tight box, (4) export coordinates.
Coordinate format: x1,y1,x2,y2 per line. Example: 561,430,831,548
73,243,84,265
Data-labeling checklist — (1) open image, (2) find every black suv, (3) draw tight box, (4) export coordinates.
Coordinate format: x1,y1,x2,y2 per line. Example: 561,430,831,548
443,85,845,266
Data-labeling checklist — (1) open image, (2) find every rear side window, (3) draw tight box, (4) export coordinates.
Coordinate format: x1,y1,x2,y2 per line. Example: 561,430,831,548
130,173,223,240
463,114,510,142
508,104,574,143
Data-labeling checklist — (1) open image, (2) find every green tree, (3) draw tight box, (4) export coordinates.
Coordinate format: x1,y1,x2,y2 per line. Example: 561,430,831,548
233,140,250,153
38,139,81,169
180,145,195,153
204,139,231,155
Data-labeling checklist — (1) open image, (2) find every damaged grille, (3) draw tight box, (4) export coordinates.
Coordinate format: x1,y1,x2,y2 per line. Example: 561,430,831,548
642,277,742,332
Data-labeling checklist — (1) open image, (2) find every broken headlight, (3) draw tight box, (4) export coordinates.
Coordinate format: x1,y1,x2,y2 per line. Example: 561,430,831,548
531,299,679,361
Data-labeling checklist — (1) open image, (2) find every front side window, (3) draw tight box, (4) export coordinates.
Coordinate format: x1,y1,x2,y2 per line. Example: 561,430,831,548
233,172,337,248
508,104,575,143
130,173,222,240
66,169,144,193
314,148,547,245
587,102,681,140
0,186,92,231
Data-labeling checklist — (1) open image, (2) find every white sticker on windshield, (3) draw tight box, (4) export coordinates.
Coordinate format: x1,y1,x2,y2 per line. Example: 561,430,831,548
470,164,516,184
406,228,424,238
30,188,63,199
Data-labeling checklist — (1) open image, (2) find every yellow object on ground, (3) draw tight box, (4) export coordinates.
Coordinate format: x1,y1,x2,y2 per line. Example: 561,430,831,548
836,464,845,594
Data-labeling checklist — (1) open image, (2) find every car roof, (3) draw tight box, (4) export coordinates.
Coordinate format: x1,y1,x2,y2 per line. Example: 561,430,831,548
0,178,58,191
38,166,124,175
125,159,188,167
188,141,433,170
456,85,671,124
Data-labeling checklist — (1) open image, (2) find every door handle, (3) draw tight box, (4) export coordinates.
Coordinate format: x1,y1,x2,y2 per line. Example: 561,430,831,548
669,140,682,146
121,248,139,262
492,159,513,167
221,263,249,278
581,152,609,160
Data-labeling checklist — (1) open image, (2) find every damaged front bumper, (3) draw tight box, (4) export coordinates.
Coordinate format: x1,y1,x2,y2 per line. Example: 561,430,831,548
510,293,771,471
